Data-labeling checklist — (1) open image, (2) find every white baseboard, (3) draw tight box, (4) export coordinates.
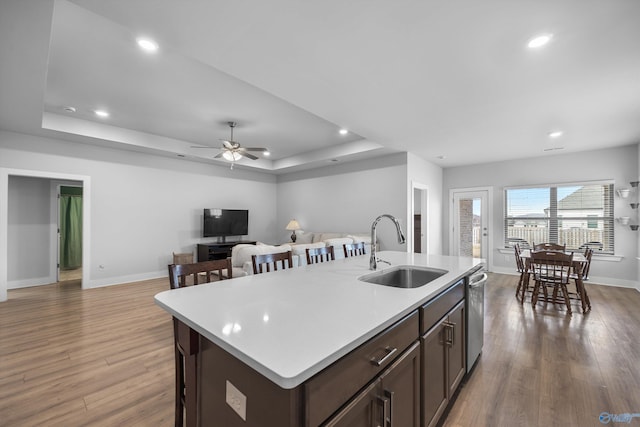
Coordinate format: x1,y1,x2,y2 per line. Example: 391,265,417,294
85,270,167,289
8,275,57,289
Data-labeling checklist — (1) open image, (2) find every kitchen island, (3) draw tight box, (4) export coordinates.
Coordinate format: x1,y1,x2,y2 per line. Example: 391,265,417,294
155,251,484,426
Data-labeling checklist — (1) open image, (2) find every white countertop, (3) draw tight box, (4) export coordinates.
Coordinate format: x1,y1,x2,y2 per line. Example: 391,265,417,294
154,251,483,389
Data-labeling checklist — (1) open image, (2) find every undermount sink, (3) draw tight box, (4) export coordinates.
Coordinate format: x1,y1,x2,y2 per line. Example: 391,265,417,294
358,265,448,289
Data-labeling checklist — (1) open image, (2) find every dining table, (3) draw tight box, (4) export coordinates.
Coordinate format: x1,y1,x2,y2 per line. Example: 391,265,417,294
518,249,591,313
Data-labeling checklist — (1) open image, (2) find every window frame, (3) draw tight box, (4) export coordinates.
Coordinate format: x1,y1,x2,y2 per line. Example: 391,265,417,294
504,180,614,254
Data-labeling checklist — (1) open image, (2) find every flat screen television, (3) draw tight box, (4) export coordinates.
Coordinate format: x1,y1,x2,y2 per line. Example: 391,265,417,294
203,208,249,239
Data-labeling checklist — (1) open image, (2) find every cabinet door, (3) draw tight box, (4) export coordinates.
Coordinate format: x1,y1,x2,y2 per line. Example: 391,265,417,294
421,320,448,427
379,341,421,427
322,380,379,427
446,301,466,398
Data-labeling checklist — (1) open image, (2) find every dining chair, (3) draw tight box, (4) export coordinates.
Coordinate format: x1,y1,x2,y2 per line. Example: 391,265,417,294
514,244,529,302
532,242,566,252
570,248,593,312
530,250,574,314
343,242,366,258
168,258,232,427
252,251,294,274
306,245,335,265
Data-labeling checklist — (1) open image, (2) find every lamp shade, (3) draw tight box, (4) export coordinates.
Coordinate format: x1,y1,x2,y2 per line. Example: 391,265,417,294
222,150,243,162
285,219,301,231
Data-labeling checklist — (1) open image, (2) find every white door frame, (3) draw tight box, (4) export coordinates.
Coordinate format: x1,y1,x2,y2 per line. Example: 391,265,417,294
449,186,493,268
0,168,91,301
55,182,84,282
410,181,429,255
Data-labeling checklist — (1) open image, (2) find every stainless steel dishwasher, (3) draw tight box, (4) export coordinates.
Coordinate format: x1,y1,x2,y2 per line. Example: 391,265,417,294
466,266,487,373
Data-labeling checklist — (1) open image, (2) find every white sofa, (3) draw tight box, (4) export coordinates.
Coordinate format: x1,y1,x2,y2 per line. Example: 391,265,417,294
230,243,298,277
291,232,373,266
229,232,373,276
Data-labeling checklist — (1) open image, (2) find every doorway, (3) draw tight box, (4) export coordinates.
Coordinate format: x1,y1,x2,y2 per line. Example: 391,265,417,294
1,168,91,302
58,185,83,282
411,183,428,254
450,188,491,265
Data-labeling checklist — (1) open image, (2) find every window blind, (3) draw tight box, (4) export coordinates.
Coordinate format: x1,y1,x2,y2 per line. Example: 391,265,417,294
504,182,614,254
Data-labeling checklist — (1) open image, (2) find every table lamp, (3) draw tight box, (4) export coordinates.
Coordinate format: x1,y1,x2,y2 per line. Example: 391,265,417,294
285,219,301,243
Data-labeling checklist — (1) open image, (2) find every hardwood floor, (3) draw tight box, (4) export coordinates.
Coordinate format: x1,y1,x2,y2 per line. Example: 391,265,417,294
445,273,640,427
0,278,174,426
1,273,639,426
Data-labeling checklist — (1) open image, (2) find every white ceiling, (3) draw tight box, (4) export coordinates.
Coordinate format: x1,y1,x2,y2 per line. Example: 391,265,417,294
2,0,640,173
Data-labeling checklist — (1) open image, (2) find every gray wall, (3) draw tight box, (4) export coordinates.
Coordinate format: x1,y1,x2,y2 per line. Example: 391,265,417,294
276,153,409,251
1,130,278,288
443,144,639,287
7,176,51,283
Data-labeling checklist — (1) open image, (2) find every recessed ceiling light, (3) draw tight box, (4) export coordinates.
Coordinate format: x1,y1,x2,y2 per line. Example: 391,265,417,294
548,130,563,138
436,155,446,160
263,151,270,157
94,110,109,118
543,147,564,152
527,33,553,49
339,129,348,135
63,106,76,113
136,37,159,53
330,159,339,162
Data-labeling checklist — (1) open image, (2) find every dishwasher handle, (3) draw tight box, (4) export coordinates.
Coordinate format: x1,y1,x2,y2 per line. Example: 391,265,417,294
469,273,487,288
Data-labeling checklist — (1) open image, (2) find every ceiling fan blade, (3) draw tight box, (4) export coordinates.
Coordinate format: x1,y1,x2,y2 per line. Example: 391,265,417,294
242,152,259,160
213,152,224,159
240,147,269,152
190,145,218,149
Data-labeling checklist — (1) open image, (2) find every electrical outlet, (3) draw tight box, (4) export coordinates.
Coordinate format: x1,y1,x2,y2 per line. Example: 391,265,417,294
226,380,247,421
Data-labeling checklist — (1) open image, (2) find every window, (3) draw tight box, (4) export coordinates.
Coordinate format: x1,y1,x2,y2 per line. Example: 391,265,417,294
504,182,614,253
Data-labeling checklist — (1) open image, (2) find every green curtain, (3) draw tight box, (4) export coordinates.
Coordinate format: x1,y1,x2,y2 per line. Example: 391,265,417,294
60,190,83,270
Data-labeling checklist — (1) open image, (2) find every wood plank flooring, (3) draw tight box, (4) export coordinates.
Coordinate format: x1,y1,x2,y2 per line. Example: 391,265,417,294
1,273,639,426
445,273,640,427
0,279,174,426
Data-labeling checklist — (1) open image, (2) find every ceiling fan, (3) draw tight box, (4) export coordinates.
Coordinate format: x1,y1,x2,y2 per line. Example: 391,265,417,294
192,122,269,165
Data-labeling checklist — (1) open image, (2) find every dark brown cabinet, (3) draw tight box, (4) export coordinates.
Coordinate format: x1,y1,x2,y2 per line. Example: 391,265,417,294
421,299,465,427
197,241,255,261
324,341,421,427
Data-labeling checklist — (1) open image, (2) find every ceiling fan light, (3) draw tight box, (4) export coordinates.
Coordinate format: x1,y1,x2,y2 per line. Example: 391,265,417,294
222,151,243,161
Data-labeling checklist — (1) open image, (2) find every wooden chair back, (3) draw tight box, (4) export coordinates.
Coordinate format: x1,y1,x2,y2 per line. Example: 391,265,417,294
581,248,593,280
514,244,526,273
530,250,573,285
252,251,294,274
306,246,335,265
168,258,232,289
533,242,566,252
343,242,366,258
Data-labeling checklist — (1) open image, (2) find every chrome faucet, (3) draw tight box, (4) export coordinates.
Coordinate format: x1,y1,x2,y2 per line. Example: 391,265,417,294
370,214,406,270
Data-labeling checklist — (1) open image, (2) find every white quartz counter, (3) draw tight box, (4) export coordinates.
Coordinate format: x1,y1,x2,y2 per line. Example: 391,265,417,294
154,251,483,389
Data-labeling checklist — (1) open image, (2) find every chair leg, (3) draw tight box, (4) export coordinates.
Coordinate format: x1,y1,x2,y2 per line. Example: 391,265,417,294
175,346,184,427
560,284,572,315
531,280,540,307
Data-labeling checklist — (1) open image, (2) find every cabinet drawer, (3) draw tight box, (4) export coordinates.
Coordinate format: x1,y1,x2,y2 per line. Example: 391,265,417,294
305,310,419,427
420,280,464,334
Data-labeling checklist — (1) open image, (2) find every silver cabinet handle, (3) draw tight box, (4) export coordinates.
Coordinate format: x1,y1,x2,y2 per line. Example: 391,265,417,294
384,389,394,427
371,346,398,366
443,321,455,346
376,395,389,427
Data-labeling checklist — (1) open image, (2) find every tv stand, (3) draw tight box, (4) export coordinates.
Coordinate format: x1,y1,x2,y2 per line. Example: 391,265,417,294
197,241,256,262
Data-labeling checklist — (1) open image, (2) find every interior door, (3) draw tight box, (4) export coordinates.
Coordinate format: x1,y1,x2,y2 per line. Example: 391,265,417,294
451,190,489,262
